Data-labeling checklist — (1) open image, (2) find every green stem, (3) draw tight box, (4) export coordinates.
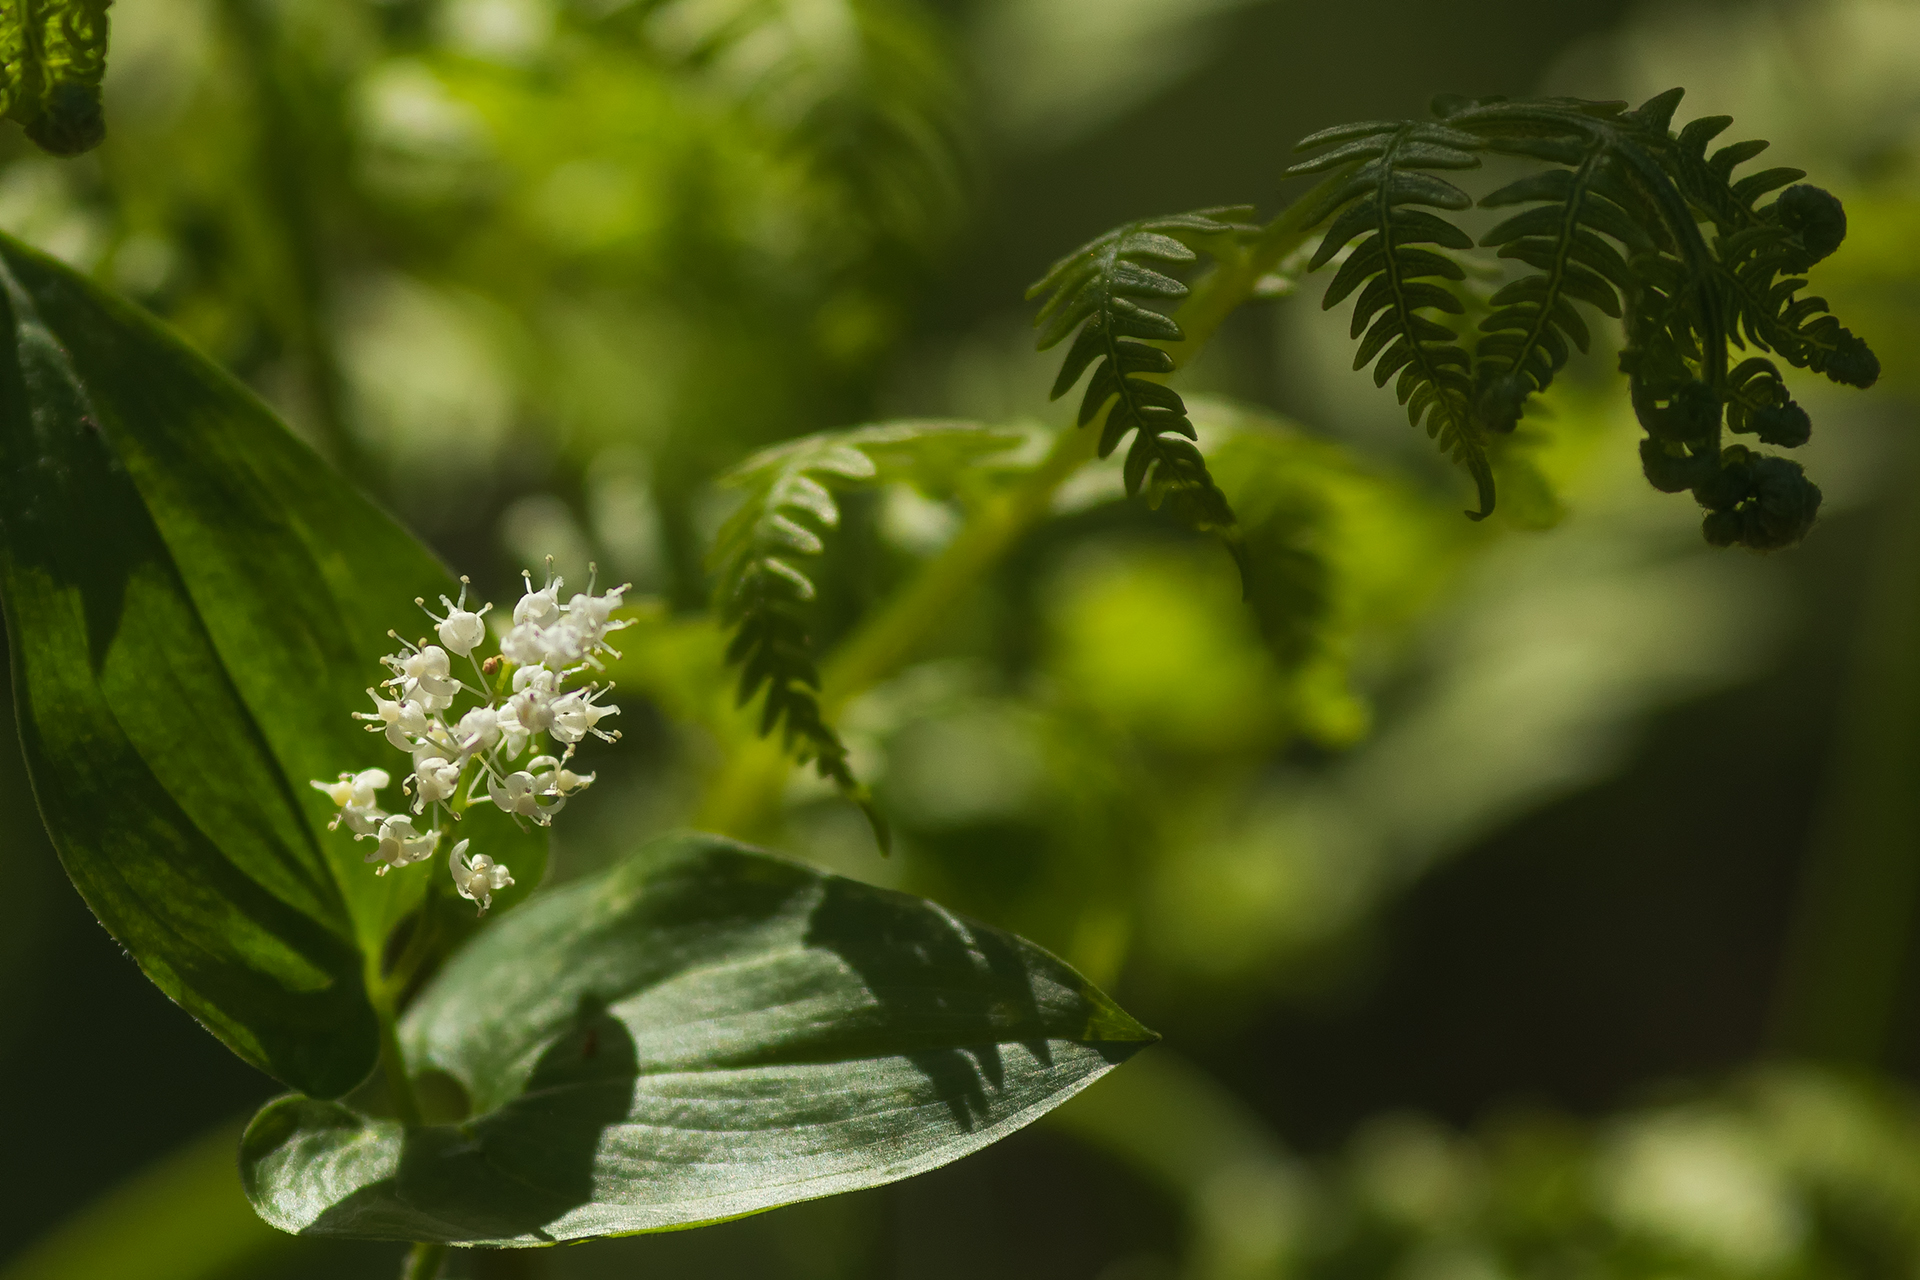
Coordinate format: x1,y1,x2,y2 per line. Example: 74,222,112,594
403,1243,448,1280
368,953,425,1129
818,423,1098,712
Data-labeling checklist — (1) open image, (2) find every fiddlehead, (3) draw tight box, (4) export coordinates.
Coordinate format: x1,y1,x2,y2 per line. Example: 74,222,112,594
1028,209,1254,578
1284,121,1493,517
710,422,1021,845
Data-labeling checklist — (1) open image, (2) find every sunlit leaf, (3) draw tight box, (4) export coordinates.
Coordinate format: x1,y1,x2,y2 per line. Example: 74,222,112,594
241,832,1155,1244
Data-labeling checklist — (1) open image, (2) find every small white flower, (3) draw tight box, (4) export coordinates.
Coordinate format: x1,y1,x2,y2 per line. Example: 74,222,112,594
487,769,565,823
412,756,462,811
367,815,438,875
529,755,594,796
507,686,555,736
449,839,513,914
512,665,556,694
311,768,390,835
453,706,501,756
514,568,563,627
400,645,461,701
539,618,588,669
499,622,547,668
311,767,389,811
419,578,493,657
493,701,532,759
549,686,620,745
355,690,429,751
564,580,630,652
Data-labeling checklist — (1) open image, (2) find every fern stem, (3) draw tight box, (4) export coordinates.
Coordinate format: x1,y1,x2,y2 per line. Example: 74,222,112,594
819,423,1099,713
1163,168,1354,370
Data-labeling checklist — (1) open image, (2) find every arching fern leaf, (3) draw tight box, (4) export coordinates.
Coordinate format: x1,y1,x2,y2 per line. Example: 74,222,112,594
1429,89,1872,549
1028,209,1253,580
1028,90,1878,564
1284,122,1494,518
710,422,1023,847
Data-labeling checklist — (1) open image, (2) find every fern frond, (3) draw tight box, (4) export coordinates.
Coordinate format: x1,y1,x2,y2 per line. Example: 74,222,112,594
1028,208,1255,578
1284,122,1494,518
710,421,1022,847
1425,89,1870,549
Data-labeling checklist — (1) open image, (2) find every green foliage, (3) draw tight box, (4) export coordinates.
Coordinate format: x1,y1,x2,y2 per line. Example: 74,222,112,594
1028,209,1252,577
710,421,1022,845
1269,88,1880,549
0,232,544,1097
0,0,109,155
242,832,1154,1245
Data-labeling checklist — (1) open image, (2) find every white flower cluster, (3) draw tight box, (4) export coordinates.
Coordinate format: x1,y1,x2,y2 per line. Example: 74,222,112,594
310,567,627,914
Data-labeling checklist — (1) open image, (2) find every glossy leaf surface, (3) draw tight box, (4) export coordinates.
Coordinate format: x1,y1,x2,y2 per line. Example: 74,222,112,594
242,833,1155,1245
0,235,544,1097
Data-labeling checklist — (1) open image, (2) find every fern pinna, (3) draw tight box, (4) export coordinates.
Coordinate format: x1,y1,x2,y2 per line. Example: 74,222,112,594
710,422,1020,845
1028,210,1253,578
1284,121,1493,518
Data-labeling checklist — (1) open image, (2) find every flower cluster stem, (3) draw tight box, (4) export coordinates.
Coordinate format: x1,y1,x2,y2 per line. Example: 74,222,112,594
368,952,425,1129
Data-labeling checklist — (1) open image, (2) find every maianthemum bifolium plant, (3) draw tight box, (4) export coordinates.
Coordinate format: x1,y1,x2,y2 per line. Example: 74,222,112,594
0,5,1882,1276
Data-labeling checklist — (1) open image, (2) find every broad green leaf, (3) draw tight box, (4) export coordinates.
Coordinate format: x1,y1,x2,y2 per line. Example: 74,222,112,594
0,233,545,1098
241,833,1156,1245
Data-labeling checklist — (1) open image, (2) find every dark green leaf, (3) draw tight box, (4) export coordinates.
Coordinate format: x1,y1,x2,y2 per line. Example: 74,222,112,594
0,234,546,1097
241,833,1156,1245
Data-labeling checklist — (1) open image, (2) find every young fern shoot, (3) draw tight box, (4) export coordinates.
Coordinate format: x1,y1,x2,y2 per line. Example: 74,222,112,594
310,568,628,913
708,421,1023,849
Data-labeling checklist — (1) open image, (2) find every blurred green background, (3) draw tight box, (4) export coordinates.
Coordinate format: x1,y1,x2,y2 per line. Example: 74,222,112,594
9,0,1920,1276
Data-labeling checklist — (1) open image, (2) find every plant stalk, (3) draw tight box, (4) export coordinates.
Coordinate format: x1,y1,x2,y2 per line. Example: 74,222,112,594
403,1242,448,1280
368,953,426,1129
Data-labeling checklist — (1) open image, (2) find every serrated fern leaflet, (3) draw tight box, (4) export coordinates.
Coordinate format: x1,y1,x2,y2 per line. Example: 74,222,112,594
1285,122,1494,519
1027,209,1252,582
